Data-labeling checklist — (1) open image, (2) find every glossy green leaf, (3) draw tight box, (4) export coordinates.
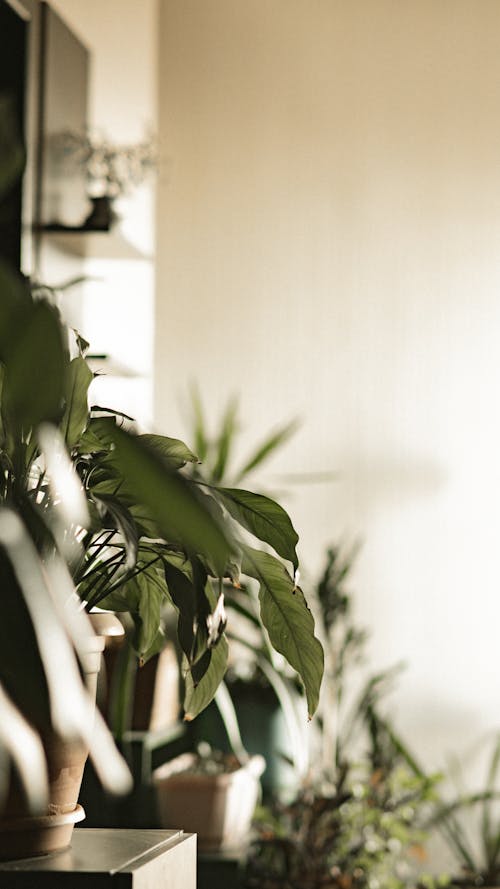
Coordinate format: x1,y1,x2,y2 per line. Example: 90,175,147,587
163,556,211,665
242,546,324,718
61,357,93,450
183,636,228,721
163,559,197,661
105,425,231,575
138,433,198,470
217,487,299,571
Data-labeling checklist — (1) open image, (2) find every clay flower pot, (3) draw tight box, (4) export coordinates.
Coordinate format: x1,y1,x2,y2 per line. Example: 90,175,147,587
0,612,123,861
153,752,265,852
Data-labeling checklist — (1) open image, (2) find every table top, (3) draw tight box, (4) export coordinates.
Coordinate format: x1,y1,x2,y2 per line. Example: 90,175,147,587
0,829,195,887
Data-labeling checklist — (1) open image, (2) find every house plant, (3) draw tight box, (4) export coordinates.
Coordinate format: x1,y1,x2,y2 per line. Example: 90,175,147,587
52,128,156,229
0,98,132,857
244,544,445,889
0,102,324,853
423,736,500,888
182,389,319,795
154,742,266,852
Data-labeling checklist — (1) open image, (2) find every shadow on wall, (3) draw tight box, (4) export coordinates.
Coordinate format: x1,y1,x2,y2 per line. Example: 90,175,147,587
335,452,448,516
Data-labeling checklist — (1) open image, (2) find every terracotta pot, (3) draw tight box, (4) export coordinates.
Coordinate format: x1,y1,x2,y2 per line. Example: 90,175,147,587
0,612,123,860
102,638,180,733
0,805,85,861
153,752,265,852
44,631,105,817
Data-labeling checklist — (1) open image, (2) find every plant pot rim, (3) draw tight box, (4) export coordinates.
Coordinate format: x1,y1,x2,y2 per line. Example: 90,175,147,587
0,804,85,832
153,752,265,787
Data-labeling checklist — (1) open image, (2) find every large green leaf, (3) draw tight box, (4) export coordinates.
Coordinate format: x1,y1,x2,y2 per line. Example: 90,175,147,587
2,299,68,432
98,558,169,661
77,426,110,455
61,357,93,450
0,263,30,361
0,96,25,201
138,434,198,470
163,559,197,661
163,556,212,666
183,636,229,721
105,425,231,575
242,546,324,718
217,487,299,571
133,569,165,659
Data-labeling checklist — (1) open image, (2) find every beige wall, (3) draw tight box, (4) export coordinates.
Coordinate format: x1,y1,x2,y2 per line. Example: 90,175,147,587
156,0,500,767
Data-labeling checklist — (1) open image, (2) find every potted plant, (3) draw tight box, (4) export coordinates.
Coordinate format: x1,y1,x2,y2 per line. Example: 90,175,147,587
154,742,266,853
244,544,446,889
0,98,132,858
51,128,156,229
425,736,500,888
182,389,323,797
0,103,324,855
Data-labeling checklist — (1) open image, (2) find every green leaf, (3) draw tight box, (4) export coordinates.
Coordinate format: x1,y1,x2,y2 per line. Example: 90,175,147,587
0,96,25,200
163,559,197,661
189,383,209,463
0,263,30,362
134,570,165,658
2,299,69,431
77,425,110,455
217,487,299,571
89,415,118,436
139,626,166,664
234,419,299,484
61,357,93,450
138,433,198,470
91,494,138,570
212,396,239,484
242,547,324,718
183,636,229,721
99,559,168,659
105,425,231,575
163,556,211,665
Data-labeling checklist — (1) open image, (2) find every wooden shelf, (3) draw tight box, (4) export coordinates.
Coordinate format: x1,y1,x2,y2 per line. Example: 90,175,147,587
39,226,151,260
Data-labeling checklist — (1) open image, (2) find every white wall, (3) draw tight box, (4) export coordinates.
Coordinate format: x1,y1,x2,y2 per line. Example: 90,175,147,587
46,0,158,424
155,0,500,770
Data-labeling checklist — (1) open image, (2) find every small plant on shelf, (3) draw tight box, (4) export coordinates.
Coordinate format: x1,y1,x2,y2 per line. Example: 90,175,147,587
54,128,157,199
